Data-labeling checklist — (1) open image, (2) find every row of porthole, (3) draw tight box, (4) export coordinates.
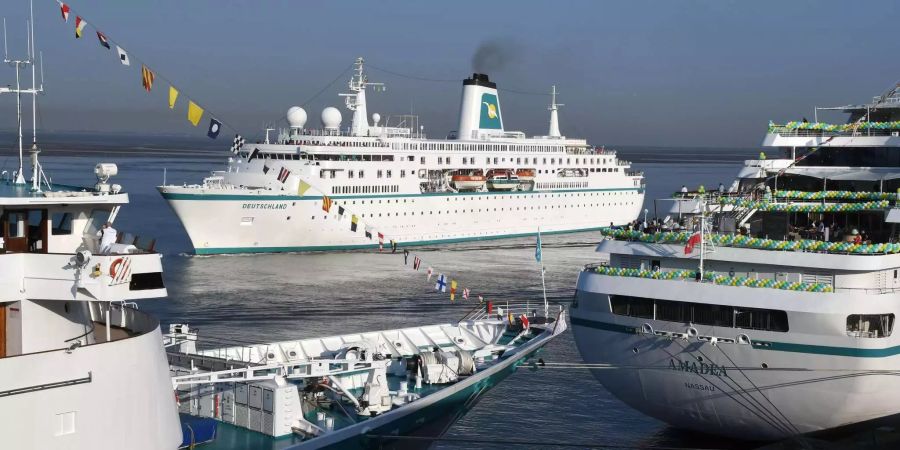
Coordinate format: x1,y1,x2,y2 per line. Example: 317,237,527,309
307,202,638,220
320,190,638,207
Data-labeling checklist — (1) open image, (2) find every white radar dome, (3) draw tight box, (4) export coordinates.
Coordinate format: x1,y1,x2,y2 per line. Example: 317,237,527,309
321,107,342,129
286,106,307,129
371,113,381,125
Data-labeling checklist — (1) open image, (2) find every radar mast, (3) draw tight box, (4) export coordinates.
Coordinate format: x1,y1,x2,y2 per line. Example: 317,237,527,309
340,57,385,137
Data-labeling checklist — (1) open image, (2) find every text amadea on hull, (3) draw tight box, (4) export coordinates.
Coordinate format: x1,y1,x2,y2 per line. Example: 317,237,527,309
158,58,644,254
572,81,900,442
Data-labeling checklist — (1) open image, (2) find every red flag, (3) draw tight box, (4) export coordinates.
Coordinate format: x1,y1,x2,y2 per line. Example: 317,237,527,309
684,232,701,254
59,2,70,22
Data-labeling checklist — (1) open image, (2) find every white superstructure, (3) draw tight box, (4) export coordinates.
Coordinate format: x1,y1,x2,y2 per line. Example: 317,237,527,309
572,82,900,441
0,8,181,448
159,58,644,254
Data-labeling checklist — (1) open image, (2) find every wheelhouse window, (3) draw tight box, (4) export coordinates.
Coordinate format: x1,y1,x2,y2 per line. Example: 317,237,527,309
52,212,73,235
847,314,894,338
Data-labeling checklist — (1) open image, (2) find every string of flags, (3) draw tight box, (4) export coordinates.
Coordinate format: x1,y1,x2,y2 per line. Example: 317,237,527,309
56,0,242,148
254,162,504,305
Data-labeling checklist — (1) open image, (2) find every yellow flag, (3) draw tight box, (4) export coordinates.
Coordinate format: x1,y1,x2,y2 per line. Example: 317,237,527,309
168,86,179,109
298,180,311,196
187,101,204,126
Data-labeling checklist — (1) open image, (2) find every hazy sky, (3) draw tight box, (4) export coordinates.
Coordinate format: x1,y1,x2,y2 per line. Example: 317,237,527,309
1,0,899,148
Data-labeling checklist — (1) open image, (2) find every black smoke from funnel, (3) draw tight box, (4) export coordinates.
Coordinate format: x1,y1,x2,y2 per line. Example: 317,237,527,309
471,38,521,74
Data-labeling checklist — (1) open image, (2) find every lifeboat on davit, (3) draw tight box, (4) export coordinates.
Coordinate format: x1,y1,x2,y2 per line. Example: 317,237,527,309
486,169,520,191
516,169,535,181
451,170,486,191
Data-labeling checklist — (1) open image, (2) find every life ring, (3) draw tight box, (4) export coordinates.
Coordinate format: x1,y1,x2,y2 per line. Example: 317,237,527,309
109,258,124,278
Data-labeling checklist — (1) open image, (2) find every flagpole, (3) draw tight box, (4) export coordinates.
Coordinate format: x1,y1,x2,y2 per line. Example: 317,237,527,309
538,228,548,319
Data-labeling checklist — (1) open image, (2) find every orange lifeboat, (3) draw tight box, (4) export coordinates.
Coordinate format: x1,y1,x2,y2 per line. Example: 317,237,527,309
516,169,535,181
451,170,486,191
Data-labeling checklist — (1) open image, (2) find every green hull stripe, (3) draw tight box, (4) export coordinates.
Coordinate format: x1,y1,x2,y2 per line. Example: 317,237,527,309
194,226,609,255
571,316,900,358
161,187,644,201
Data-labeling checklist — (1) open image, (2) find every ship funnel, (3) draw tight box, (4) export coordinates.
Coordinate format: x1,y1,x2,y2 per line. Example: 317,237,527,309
456,73,504,140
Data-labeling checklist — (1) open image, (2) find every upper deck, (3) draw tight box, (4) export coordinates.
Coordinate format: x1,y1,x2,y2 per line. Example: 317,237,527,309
0,181,129,206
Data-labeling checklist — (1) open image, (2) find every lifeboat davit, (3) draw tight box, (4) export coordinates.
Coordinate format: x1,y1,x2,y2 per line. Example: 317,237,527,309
451,171,486,191
516,169,535,181
486,170,520,191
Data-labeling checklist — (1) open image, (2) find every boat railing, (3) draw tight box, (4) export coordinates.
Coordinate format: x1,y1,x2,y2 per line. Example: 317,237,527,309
1,303,159,360
459,300,565,324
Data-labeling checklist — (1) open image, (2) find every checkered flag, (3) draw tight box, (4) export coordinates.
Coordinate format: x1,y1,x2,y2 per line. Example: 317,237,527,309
231,134,245,154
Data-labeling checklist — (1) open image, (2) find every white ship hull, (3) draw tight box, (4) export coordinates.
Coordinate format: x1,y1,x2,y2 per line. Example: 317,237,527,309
160,187,644,254
571,270,900,441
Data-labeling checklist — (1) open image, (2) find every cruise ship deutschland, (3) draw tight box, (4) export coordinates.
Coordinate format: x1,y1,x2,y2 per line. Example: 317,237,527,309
159,59,645,254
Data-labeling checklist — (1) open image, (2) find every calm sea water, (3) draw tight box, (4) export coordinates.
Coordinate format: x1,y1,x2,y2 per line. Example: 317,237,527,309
20,137,759,449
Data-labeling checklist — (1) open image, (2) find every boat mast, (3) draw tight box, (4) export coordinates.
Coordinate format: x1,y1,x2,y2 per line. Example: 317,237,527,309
341,57,384,137
2,2,41,188
548,85,563,138
28,0,43,192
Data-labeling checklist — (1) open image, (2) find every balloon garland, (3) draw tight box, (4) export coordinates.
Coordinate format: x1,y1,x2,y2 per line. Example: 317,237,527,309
593,266,833,293
598,228,900,255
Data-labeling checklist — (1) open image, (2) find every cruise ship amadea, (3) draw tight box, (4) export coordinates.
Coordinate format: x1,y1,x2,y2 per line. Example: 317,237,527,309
572,82,900,441
159,58,645,254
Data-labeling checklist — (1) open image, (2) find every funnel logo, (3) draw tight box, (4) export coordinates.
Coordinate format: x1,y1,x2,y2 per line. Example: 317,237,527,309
479,93,502,129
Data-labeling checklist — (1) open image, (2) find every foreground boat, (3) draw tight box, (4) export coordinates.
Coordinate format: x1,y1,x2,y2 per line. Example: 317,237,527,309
0,8,181,447
166,302,566,448
572,82,900,440
158,58,644,254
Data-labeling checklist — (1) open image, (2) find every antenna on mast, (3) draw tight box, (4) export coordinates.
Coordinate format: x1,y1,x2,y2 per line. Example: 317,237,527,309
340,57,385,137
3,18,8,62
1,1,43,188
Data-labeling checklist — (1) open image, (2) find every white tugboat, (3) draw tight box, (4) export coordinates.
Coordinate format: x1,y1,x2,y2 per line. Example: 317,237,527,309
572,82,900,441
158,58,644,254
0,5,180,447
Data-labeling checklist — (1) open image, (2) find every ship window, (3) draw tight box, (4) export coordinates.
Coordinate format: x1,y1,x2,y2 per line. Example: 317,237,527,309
348,170,354,178
446,157,451,165
51,212,73,235
609,295,653,319
847,314,894,338
610,295,789,332
438,157,443,164
400,170,405,178
386,170,392,178
359,170,365,178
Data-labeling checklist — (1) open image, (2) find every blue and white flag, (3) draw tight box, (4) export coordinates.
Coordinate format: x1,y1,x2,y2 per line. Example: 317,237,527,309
535,231,542,263
435,274,447,292
207,118,222,139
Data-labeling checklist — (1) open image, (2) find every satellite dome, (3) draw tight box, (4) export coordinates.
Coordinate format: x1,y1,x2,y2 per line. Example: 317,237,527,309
286,106,307,129
321,107,342,129
371,113,381,125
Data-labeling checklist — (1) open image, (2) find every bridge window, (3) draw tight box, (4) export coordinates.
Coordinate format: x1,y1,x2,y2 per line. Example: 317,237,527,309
51,212,73,235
